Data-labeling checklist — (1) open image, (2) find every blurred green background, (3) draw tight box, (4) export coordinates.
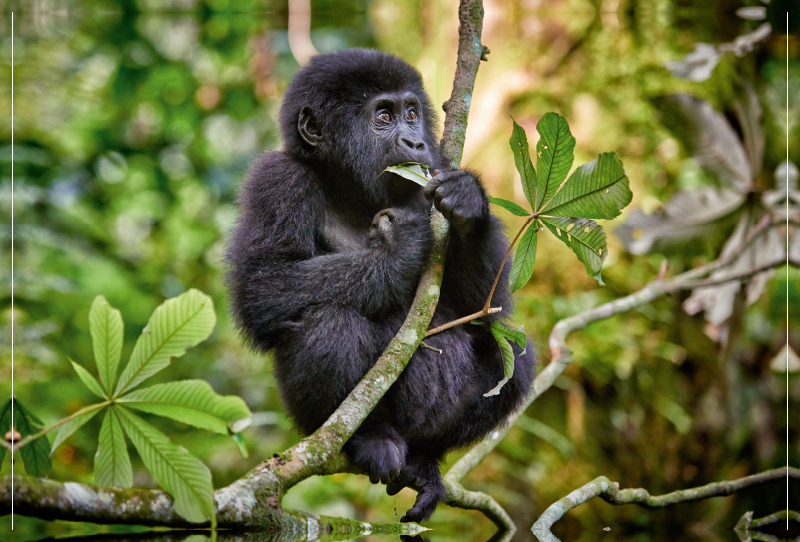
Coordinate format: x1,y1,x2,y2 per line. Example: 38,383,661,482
0,0,797,541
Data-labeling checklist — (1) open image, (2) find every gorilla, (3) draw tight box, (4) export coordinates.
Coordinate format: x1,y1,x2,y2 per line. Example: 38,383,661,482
226,49,536,523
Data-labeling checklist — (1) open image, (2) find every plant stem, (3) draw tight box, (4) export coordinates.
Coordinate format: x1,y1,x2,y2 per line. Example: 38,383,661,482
12,402,109,452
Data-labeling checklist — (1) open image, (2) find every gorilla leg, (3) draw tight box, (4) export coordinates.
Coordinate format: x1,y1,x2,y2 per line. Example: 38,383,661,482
387,453,446,523
344,421,407,485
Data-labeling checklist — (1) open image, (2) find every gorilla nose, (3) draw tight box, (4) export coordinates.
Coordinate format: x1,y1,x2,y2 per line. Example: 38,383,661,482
401,137,426,151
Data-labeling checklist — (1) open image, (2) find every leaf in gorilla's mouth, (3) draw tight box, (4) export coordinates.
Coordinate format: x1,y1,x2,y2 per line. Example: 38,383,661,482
381,162,432,186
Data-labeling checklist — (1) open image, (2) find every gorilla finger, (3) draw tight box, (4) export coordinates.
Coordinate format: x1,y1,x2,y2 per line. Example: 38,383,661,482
450,209,467,225
369,473,380,484
439,198,454,220
435,169,466,182
423,178,441,200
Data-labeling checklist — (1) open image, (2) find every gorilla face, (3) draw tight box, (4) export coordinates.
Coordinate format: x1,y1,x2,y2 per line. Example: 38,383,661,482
368,91,432,169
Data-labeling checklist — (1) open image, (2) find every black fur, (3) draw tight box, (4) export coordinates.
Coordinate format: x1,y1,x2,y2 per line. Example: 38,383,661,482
226,49,536,523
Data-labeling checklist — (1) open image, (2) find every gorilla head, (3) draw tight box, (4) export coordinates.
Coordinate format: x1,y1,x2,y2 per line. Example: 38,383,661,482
279,49,439,202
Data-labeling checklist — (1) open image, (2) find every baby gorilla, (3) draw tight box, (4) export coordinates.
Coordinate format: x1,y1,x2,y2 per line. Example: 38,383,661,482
226,49,536,522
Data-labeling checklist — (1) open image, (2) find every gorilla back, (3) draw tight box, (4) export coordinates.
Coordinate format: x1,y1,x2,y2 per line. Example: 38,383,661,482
226,49,535,523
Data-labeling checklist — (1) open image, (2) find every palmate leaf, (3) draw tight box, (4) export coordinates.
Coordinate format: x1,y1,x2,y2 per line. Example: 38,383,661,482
510,119,537,208
119,380,252,434
51,404,104,454
89,296,124,395
542,153,632,219
484,323,527,397
0,399,11,466
509,221,538,293
115,406,215,524
535,113,575,212
115,289,216,397
12,398,52,477
382,162,431,187
541,216,607,284
488,196,530,217
94,408,133,488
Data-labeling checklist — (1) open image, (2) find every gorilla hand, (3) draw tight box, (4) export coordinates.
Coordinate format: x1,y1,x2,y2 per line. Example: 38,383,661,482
369,208,431,254
423,169,488,233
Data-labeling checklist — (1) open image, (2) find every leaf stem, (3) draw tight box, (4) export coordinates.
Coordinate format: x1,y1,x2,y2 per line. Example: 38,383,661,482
12,402,109,453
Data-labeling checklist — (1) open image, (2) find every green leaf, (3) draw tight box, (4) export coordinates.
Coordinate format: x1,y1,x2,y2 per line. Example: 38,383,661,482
484,327,517,397
89,295,124,395
382,162,431,187
119,380,252,434
541,216,607,284
70,359,107,399
509,119,537,208
94,408,133,488
488,196,530,217
231,433,248,458
13,398,52,477
0,398,11,466
509,221,539,293
115,289,216,397
51,404,104,454
542,152,632,219
489,322,527,351
535,113,576,212
116,407,215,524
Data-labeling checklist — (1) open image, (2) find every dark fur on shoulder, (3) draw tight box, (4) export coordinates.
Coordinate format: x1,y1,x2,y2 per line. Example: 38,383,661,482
225,48,536,523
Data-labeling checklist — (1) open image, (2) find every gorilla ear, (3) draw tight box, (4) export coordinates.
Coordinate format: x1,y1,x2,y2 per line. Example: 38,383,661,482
298,106,323,147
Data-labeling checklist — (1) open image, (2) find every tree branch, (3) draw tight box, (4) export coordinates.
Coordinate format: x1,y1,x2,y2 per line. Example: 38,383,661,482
531,468,797,542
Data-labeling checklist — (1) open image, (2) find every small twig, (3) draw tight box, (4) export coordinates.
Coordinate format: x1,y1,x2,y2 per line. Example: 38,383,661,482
420,341,443,354
532,468,797,542
425,307,502,337
675,258,790,291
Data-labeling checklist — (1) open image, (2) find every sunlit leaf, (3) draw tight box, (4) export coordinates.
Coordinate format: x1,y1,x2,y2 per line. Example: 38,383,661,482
509,119,537,208
535,113,575,212
120,380,251,434
70,359,107,399
13,398,52,477
51,404,104,454
382,162,431,187
232,433,248,458
116,407,215,524
542,153,632,219
115,289,216,396
509,222,538,293
94,408,133,488
89,296,124,395
541,216,607,284
488,196,530,217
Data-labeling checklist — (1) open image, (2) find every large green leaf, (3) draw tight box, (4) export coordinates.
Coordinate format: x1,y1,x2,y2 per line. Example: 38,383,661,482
94,408,133,488
510,119,537,208
70,359,107,399
89,296,124,395
120,380,252,434
13,398,52,477
488,196,530,217
509,221,538,293
542,152,632,219
541,216,607,284
116,407,214,523
51,404,104,454
0,399,11,466
115,289,216,396
489,322,527,351
535,113,575,212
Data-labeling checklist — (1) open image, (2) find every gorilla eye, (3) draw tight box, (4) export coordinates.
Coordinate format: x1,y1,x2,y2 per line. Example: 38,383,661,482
406,108,418,122
377,110,392,123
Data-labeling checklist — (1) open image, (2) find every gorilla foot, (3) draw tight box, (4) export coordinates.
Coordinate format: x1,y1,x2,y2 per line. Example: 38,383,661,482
345,433,407,485
389,460,446,523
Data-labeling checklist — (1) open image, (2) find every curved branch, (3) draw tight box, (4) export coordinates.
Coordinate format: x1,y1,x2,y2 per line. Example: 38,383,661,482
531,468,797,542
